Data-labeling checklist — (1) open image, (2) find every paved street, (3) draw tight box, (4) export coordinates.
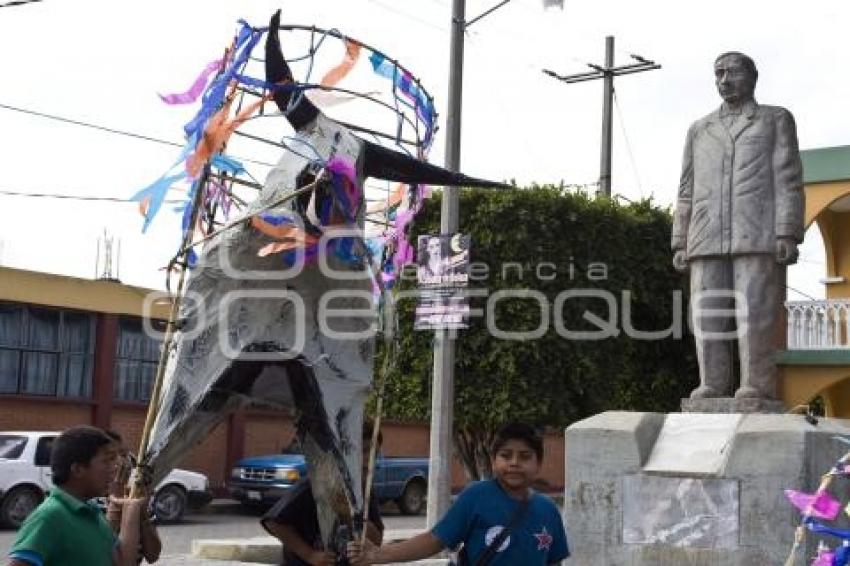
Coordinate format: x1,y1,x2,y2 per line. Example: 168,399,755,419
0,503,427,563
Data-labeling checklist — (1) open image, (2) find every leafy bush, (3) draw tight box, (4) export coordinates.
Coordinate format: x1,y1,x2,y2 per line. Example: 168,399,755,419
375,185,698,479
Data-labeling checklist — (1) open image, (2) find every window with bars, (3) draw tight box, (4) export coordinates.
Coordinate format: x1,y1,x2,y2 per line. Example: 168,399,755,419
0,303,95,397
114,317,162,402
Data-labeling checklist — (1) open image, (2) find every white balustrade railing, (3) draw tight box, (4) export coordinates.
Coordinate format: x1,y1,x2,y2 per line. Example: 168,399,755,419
786,299,850,349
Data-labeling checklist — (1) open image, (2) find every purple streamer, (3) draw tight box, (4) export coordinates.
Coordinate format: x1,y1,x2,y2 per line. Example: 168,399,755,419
159,59,224,105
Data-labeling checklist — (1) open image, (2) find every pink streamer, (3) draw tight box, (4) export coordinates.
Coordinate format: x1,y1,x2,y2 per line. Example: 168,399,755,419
326,156,358,184
391,209,415,271
785,489,842,520
812,550,835,566
159,59,224,105
394,239,413,271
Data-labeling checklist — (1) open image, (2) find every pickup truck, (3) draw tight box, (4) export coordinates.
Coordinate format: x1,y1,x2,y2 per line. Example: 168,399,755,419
228,452,429,515
0,431,213,527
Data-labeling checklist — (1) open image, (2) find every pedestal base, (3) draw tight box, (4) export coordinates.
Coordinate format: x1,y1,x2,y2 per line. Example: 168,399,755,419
681,397,787,414
564,411,850,566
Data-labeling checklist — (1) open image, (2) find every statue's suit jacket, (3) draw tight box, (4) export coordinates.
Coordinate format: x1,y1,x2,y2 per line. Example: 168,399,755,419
671,100,804,258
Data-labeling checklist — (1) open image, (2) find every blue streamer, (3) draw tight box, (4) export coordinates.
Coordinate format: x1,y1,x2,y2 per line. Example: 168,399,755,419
837,543,850,566
183,22,260,143
258,213,295,227
131,172,186,233
210,154,246,175
806,518,850,540
368,52,435,147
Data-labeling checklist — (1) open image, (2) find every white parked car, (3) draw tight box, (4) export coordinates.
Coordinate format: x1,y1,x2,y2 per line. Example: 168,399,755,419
0,431,212,528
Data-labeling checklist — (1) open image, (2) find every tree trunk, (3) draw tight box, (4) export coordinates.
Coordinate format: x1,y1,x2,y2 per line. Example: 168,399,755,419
453,427,496,481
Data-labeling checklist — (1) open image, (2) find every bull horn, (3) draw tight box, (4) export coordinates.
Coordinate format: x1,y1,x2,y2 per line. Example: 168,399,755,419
362,140,509,188
265,9,319,130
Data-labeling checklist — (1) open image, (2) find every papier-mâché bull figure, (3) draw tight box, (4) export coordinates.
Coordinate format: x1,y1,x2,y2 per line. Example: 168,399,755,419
141,11,504,554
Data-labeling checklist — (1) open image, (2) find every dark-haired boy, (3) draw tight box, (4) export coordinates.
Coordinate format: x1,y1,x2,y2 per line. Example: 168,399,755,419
261,423,385,566
103,430,162,564
348,423,569,565
7,426,145,566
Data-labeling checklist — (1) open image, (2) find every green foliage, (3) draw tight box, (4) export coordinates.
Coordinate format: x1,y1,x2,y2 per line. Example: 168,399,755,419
375,185,698,477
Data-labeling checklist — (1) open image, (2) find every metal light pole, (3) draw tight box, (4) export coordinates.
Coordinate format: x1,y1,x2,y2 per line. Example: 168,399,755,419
427,0,464,529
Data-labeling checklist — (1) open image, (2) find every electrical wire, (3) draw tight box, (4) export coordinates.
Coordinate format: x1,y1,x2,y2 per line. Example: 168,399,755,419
0,188,184,204
786,285,819,301
361,0,448,34
0,102,275,168
612,89,643,197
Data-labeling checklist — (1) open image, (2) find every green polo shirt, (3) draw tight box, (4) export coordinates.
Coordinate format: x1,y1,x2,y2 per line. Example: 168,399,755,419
9,486,116,566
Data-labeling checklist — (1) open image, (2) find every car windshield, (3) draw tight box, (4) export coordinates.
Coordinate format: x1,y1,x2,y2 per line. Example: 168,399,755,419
0,435,27,459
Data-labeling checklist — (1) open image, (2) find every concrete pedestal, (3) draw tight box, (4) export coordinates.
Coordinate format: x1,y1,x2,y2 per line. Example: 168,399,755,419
564,411,850,565
681,397,787,414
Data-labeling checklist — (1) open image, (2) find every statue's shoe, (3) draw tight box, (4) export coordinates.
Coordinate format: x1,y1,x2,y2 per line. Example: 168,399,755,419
690,386,722,399
734,386,762,399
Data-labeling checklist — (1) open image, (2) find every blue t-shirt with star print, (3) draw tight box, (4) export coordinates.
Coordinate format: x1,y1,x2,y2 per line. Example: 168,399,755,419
432,479,569,565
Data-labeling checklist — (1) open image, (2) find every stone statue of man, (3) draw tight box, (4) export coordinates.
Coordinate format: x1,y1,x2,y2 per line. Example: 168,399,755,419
672,52,804,401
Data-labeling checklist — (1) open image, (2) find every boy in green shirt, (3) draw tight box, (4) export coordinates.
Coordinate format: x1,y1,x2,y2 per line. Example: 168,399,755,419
7,426,145,566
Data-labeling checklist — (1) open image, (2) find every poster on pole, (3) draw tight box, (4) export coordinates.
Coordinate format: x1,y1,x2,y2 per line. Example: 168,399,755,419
414,234,471,330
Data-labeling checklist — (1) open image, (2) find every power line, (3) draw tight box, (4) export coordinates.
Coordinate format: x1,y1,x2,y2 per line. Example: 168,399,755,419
0,188,184,204
0,102,183,148
786,285,819,301
0,102,275,168
612,89,643,197
362,0,448,33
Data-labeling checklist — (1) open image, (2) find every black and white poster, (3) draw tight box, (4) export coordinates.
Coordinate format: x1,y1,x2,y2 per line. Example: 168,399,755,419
415,234,471,330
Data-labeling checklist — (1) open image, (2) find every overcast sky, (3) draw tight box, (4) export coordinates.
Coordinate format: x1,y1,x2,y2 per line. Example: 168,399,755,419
0,0,844,298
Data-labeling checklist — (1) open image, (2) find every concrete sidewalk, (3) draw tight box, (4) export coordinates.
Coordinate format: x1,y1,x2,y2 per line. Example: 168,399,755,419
159,558,268,566
161,557,447,566
190,528,447,565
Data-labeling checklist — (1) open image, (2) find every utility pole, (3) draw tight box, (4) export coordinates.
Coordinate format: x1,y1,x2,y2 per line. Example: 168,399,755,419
543,36,661,197
599,36,614,197
428,0,464,529
428,0,527,529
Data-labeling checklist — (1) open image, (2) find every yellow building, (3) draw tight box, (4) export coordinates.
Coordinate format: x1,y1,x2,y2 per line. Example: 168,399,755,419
780,145,850,417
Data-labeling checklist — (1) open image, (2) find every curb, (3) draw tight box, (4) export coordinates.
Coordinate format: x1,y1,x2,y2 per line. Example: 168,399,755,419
192,537,281,564
192,530,439,564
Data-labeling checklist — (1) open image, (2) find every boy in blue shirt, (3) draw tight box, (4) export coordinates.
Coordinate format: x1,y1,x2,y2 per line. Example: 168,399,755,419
348,422,569,565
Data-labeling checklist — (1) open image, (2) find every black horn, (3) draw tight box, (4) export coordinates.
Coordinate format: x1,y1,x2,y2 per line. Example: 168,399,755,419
265,10,319,130
362,140,509,188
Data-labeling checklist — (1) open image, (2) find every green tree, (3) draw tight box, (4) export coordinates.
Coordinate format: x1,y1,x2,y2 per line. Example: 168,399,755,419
376,185,698,481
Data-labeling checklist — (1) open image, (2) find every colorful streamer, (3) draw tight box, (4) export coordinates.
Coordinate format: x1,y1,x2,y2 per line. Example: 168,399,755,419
786,489,843,520
320,40,361,87
807,535,850,566
133,18,437,291
210,154,246,176
186,90,269,179
814,550,836,566
806,518,850,540
158,58,224,105
132,170,187,233
368,51,435,147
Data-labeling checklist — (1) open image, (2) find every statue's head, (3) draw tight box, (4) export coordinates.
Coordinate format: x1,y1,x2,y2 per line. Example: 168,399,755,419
714,52,757,104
